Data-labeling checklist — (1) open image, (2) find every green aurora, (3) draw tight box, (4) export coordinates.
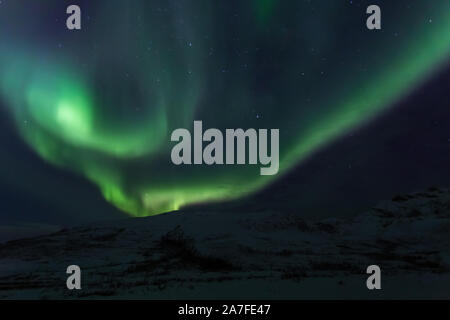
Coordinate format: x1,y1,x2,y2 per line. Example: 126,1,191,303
0,1,450,216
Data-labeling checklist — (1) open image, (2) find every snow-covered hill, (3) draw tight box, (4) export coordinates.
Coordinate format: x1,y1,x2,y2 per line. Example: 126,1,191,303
1,187,450,299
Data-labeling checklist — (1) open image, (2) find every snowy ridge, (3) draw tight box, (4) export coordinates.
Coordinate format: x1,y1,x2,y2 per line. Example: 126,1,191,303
0,187,449,299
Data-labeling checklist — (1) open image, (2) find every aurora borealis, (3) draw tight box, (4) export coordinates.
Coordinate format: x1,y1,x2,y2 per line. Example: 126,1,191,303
0,0,450,217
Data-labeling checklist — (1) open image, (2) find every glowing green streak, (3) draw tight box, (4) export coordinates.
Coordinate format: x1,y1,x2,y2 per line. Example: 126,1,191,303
254,0,277,24
1,2,449,217
282,9,450,171
1,59,168,159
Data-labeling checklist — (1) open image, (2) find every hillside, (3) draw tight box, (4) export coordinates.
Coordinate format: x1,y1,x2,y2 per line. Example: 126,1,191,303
0,187,449,299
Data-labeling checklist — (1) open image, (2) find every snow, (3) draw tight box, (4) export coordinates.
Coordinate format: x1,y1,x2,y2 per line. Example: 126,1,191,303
1,187,449,299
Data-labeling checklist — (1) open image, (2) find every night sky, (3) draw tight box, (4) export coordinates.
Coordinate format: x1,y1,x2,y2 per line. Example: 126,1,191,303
0,0,449,226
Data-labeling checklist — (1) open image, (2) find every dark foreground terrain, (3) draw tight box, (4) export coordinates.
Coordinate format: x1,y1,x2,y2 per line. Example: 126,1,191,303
1,187,449,299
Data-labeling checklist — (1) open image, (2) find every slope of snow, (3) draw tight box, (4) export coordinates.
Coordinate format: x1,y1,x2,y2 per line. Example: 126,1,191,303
0,187,449,299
